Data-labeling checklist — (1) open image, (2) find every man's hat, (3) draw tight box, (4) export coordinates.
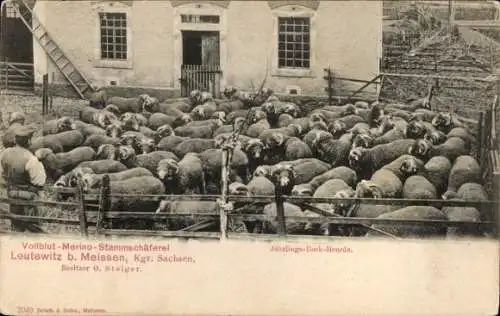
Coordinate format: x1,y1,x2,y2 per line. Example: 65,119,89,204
14,126,36,138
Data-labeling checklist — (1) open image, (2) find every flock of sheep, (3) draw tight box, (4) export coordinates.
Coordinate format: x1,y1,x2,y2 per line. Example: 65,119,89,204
1,87,491,238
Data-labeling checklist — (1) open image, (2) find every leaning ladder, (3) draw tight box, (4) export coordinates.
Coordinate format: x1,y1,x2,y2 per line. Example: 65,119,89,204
13,0,96,99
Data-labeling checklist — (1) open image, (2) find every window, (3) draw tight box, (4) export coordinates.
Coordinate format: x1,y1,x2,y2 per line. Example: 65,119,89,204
99,12,127,60
5,2,20,18
181,14,220,24
277,17,310,69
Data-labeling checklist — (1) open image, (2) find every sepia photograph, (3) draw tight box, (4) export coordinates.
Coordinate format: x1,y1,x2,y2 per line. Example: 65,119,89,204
0,0,498,314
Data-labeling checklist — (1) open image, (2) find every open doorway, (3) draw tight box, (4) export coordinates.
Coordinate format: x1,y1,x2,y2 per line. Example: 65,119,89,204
181,30,220,66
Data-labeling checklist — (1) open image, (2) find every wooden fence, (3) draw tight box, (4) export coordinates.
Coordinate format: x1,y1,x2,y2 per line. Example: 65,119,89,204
0,59,34,91
180,64,222,98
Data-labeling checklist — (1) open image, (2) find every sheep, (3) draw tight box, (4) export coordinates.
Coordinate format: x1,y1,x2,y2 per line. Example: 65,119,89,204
77,160,128,174
173,124,214,139
216,99,247,114
372,124,406,145
431,112,465,134
423,130,447,145
199,148,249,192
190,100,217,120
443,205,483,238
42,117,76,135
401,138,466,170
145,100,192,115
226,108,266,125
80,167,153,191
79,106,118,128
88,88,108,109
284,137,313,160
443,155,481,198
282,158,331,185
213,117,245,136
294,166,358,197
35,146,96,180
356,168,403,199
154,125,176,142
328,115,366,137
447,127,474,147
82,134,120,151
73,120,106,137
155,200,218,231
106,95,147,113
365,206,448,238
103,176,166,230
312,178,353,214
380,154,425,183
156,135,189,152
156,153,206,194
119,112,142,132
147,113,177,130
118,146,179,175
417,156,452,196
402,175,437,199
96,143,119,160
242,138,266,175
30,130,84,153
245,118,270,138
313,131,353,167
173,138,216,158
247,176,275,196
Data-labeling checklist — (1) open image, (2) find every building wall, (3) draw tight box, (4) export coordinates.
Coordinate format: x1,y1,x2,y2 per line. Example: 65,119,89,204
33,0,382,99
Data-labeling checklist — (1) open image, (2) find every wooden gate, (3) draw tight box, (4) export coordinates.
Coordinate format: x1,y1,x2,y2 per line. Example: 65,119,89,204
180,64,222,97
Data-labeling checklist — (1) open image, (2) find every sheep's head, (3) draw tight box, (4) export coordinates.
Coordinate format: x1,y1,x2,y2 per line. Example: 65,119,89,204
291,184,313,197
312,130,333,149
354,101,369,109
253,165,271,178
142,96,159,112
310,112,326,124
81,173,100,192
370,103,385,126
271,163,296,194
342,104,357,116
431,112,452,131
232,116,246,131
97,111,118,129
212,111,227,124
155,124,175,142
106,123,123,139
376,115,395,134
405,120,427,139
332,189,356,216
96,144,118,160
424,130,447,145
190,105,205,121
223,86,237,99
282,103,300,118
54,174,69,188
177,113,193,126
118,145,136,163
352,133,373,149
408,139,432,159
35,148,54,161
442,190,458,200
399,155,423,178
157,158,179,181
355,180,383,199
288,123,303,136
56,117,76,133
348,147,366,169
214,134,231,149
328,120,347,137
229,182,249,196
69,167,94,187
253,109,267,123
261,101,276,115
266,132,286,149
200,91,213,104
120,133,141,151
104,104,121,117
120,113,140,131
189,90,202,105
244,138,265,162
140,138,156,154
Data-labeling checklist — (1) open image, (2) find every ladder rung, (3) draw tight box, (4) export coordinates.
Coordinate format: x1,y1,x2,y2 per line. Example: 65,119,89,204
48,46,59,56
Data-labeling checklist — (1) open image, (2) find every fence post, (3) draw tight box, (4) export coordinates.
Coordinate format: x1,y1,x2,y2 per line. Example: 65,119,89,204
274,183,287,237
96,175,110,235
477,111,484,164
219,148,229,240
42,74,48,116
324,68,333,105
77,180,88,237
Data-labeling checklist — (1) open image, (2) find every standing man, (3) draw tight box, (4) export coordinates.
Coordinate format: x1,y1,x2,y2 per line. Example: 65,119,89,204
0,125,47,232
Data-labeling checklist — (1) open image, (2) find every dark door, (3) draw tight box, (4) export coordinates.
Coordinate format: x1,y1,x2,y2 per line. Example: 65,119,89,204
182,30,220,66
1,2,33,63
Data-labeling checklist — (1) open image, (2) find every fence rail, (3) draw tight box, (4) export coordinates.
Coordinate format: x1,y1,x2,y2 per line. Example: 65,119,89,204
0,59,34,91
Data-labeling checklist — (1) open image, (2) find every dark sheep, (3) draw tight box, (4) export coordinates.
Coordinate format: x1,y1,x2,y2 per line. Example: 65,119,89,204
402,175,437,199
82,134,120,151
88,89,108,109
157,152,206,194
80,167,153,191
30,130,84,153
242,138,266,175
35,146,96,180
